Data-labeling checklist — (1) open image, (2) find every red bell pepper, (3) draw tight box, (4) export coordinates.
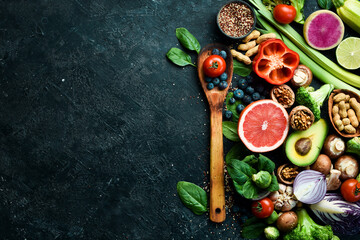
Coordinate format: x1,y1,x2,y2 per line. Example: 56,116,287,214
253,39,300,85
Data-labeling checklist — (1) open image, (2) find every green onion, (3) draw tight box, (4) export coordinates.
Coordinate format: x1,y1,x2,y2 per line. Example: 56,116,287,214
249,0,360,89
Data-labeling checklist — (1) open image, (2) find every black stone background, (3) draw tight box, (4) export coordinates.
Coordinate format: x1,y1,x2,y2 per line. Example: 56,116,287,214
0,0,360,239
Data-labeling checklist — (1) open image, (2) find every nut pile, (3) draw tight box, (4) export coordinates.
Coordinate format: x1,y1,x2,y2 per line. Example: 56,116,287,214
290,107,314,131
272,86,294,107
332,93,360,134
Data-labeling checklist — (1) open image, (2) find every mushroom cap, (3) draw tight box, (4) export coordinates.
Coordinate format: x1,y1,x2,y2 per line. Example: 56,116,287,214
334,155,359,181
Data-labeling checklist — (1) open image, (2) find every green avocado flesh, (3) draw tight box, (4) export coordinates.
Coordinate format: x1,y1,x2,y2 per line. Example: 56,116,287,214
285,119,328,167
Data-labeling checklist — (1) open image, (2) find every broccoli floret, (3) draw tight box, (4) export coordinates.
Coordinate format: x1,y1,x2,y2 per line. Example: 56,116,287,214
284,208,334,240
296,84,334,121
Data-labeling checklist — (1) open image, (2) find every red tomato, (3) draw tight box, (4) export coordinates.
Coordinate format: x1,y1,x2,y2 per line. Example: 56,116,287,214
203,55,226,77
341,179,360,202
273,4,297,24
251,197,274,218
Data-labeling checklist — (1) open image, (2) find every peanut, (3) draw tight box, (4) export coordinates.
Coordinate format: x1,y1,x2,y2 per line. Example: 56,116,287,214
333,114,341,122
339,101,348,118
348,109,359,128
342,118,351,126
230,49,251,65
256,33,277,44
345,103,350,110
335,119,345,131
245,45,259,57
344,124,357,134
238,40,256,51
242,30,261,43
345,94,351,102
332,104,339,116
333,93,346,103
349,98,360,122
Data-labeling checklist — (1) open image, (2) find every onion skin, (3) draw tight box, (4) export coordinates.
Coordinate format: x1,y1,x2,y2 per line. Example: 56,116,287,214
293,170,327,204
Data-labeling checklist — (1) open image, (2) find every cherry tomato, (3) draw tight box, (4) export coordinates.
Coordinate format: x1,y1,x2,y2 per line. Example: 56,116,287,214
203,55,226,77
273,4,297,24
251,197,274,218
341,179,360,202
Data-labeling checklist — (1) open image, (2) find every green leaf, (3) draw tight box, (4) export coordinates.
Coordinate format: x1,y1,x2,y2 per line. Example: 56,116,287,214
233,59,252,77
242,155,259,167
265,174,279,192
176,181,208,215
227,159,256,182
225,92,241,122
225,142,251,163
242,179,259,199
176,28,201,54
318,0,333,9
222,121,240,142
257,154,275,173
166,48,196,67
242,217,267,239
233,181,244,196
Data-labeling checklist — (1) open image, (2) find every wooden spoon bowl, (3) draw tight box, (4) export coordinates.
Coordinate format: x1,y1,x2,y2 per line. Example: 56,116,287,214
328,89,360,138
197,43,233,223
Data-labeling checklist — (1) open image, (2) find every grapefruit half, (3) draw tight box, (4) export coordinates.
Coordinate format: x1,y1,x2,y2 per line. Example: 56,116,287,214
238,100,289,152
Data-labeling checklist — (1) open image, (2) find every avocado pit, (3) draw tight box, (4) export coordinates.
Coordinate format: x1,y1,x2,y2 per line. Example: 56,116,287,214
295,138,312,156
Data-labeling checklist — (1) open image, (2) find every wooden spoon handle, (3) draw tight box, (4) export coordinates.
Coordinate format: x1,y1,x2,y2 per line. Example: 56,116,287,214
209,107,226,223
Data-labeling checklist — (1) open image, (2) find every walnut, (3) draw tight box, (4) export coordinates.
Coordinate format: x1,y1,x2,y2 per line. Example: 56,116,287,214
289,106,315,131
277,164,299,185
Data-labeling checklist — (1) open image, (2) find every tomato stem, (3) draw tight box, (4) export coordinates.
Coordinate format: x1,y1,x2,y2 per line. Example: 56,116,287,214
209,61,219,69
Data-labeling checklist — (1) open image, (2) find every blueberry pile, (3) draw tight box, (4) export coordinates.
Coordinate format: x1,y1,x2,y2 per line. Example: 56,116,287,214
223,74,271,120
206,48,228,91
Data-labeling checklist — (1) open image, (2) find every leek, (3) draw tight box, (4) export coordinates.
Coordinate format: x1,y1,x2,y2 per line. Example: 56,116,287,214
256,14,360,96
249,0,360,89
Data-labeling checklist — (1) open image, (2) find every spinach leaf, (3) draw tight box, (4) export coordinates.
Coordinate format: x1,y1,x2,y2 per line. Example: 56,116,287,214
176,28,201,54
176,181,207,215
226,159,255,184
242,179,259,199
318,0,333,9
225,142,251,163
225,92,241,121
233,181,244,196
242,216,267,239
265,174,279,192
257,154,275,173
166,48,196,67
233,59,252,77
222,121,240,142
242,155,259,167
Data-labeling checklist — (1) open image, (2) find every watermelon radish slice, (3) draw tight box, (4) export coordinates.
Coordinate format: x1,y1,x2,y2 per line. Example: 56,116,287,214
304,10,344,50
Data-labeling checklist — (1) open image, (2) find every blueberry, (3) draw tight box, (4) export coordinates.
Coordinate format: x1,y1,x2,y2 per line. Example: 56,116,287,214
224,110,232,119
207,83,214,90
233,89,244,100
229,97,236,104
252,92,261,101
220,72,228,81
205,76,213,83
245,75,253,84
236,104,245,113
220,50,227,59
260,95,266,100
212,48,220,55
238,79,248,89
243,95,252,104
245,86,255,94
219,81,228,90
212,78,220,86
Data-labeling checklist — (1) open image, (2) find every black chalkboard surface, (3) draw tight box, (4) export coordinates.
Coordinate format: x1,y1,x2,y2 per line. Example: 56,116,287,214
0,0,359,239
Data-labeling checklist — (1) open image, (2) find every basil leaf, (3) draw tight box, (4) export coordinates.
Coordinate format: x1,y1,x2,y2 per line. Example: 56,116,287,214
227,159,255,184
265,174,279,192
225,142,251,163
233,59,252,77
242,217,267,239
318,0,333,9
257,154,275,173
242,179,259,199
222,121,240,142
166,48,196,67
225,92,241,121
176,181,208,215
176,28,201,54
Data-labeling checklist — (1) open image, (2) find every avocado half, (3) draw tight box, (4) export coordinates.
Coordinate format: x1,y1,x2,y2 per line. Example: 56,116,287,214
285,119,328,167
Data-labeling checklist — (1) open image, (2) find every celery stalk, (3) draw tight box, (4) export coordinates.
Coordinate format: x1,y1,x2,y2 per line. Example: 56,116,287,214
249,0,360,88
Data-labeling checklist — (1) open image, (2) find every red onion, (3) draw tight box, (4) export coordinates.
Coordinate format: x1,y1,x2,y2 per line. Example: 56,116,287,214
293,170,327,204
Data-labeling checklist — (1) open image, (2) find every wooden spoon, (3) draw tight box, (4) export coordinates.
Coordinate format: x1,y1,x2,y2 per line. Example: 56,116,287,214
197,43,233,223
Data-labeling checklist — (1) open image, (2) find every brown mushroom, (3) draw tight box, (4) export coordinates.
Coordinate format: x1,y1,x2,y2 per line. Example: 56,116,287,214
291,65,312,88
323,135,345,159
326,168,342,191
334,155,359,181
276,211,298,233
311,154,332,175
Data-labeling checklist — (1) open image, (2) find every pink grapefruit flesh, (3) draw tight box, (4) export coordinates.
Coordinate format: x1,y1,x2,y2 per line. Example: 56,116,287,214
238,100,289,152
